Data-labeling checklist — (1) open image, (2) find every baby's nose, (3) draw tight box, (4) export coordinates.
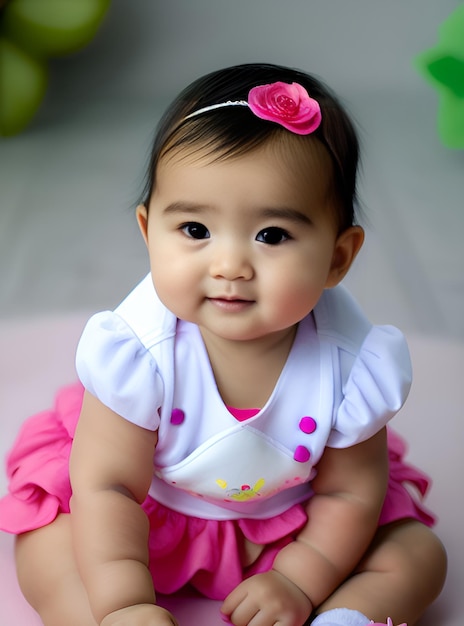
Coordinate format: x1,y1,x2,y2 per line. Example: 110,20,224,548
209,243,254,281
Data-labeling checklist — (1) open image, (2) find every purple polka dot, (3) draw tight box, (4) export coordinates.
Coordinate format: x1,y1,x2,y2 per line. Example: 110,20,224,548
294,445,311,463
170,408,185,425
299,416,317,434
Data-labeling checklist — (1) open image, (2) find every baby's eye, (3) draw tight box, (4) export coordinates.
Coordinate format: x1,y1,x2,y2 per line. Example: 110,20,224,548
256,227,290,245
181,222,210,239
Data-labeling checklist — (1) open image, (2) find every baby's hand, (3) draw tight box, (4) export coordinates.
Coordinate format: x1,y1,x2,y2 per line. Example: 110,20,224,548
100,603,178,626
221,571,312,626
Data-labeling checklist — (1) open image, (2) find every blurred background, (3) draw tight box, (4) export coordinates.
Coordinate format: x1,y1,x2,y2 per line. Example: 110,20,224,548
0,1,463,624
0,0,463,337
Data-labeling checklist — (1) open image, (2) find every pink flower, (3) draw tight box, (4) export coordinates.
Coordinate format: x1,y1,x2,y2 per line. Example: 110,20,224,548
248,81,322,135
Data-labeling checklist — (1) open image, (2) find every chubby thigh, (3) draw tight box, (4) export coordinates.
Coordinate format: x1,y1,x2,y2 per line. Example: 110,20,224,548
15,514,98,626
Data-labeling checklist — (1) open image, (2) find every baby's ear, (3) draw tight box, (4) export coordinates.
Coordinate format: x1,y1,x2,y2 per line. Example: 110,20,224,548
136,204,149,245
326,225,364,288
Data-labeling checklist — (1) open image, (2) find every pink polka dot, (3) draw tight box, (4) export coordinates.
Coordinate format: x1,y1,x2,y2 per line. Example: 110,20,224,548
299,416,317,434
294,445,311,463
170,408,185,425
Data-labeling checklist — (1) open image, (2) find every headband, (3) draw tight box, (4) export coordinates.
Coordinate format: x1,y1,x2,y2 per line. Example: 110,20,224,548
184,81,322,135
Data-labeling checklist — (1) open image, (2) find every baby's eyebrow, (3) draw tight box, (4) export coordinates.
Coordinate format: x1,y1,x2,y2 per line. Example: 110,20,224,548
163,201,210,215
258,207,313,226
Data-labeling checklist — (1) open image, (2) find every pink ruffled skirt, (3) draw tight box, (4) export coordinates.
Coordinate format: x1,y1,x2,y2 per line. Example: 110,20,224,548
0,383,436,600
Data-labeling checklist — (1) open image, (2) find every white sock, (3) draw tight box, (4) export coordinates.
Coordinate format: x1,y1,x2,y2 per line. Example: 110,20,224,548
311,608,371,626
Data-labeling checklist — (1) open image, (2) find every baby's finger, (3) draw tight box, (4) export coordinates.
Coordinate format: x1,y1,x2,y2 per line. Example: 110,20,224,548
221,583,247,619
225,604,260,626
221,590,260,626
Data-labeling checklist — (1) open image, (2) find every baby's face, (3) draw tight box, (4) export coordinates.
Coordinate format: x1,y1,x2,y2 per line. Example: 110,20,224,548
137,139,360,346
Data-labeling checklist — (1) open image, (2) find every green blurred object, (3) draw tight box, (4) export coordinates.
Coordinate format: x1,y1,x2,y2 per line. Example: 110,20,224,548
0,38,48,136
415,4,464,149
1,0,111,57
0,0,111,136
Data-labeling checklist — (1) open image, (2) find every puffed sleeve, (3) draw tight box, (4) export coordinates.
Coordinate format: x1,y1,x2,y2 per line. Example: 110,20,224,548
327,324,412,448
75,311,163,430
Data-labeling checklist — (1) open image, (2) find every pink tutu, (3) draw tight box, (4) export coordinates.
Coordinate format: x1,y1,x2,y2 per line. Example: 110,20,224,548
0,383,436,600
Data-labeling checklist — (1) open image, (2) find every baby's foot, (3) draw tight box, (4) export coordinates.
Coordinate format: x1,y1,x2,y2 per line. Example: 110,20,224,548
311,608,407,626
311,609,371,626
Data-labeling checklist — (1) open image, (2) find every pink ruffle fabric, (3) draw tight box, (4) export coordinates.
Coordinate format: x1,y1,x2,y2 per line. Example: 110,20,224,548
0,383,436,599
144,499,306,599
380,429,436,527
0,384,80,532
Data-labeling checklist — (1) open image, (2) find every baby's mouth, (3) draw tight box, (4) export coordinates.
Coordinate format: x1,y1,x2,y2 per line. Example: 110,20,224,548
207,296,254,311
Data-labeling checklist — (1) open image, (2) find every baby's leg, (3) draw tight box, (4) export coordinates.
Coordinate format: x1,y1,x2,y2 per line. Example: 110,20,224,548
315,520,447,625
15,514,97,626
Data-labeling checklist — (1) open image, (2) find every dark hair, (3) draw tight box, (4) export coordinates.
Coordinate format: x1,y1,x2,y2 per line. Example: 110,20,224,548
140,63,361,231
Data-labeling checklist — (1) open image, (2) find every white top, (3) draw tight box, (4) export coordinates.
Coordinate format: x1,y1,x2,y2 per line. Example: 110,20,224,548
75,274,412,520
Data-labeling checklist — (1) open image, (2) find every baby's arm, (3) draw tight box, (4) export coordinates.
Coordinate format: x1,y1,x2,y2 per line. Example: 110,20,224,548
222,428,389,625
69,391,175,625
274,427,389,606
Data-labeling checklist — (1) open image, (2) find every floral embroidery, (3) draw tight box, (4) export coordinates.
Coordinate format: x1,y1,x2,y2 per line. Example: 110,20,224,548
216,478,266,501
